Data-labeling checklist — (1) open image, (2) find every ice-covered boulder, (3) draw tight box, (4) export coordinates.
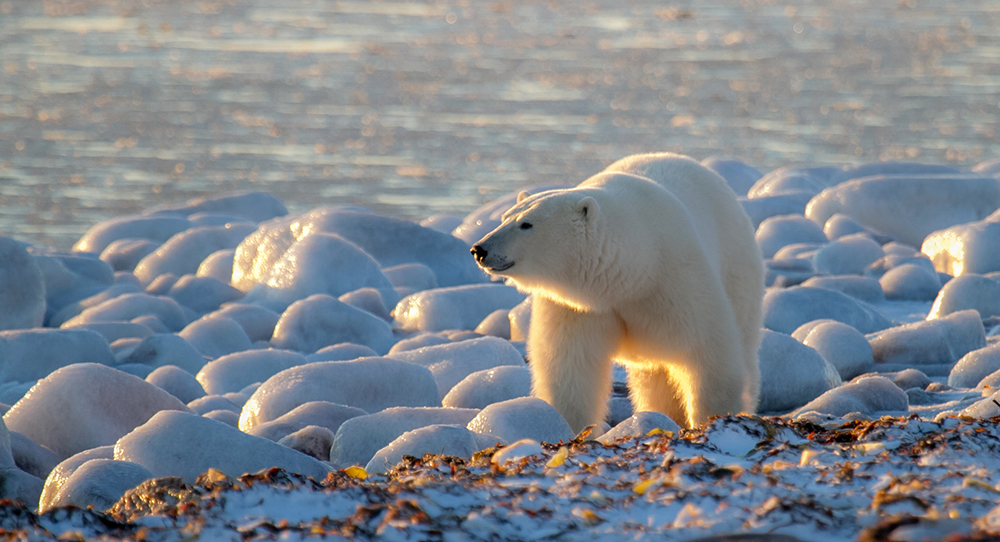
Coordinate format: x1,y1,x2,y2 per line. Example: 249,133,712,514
166,275,244,315
187,395,241,415
393,284,528,333
38,446,113,512
33,253,116,321
62,293,189,332
382,263,438,292
792,320,874,380
598,411,682,445
306,343,378,363
0,329,115,385
239,358,440,431
209,304,280,343
100,238,162,272
338,288,394,321
0,238,45,331
961,389,1000,419
0,466,43,507
10,432,59,481
270,294,395,354
119,333,208,375
4,364,190,460
927,274,1000,320
389,333,451,354
491,439,544,465
145,365,206,403
811,233,885,276
806,174,1000,248
467,397,574,445
948,344,1000,388
64,322,154,344
823,214,869,241
795,376,908,418
442,366,532,409
452,184,569,246
247,401,366,442
366,425,499,474
388,337,526,398
749,169,832,199
977,369,1000,392
178,316,252,359
49,283,144,328
114,410,331,482
887,368,932,391
762,286,893,334
41,458,152,513
149,192,288,223
73,215,193,255
922,209,1000,277
739,194,813,229
879,263,942,301
755,215,828,259
196,349,308,395
868,310,985,365
195,248,236,283
240,233,393,312
758,330,842,413
799,276,885,304
700,157,762,197
475,309,511,340
329,407,480,467
133,224,257,287
277,426,335,461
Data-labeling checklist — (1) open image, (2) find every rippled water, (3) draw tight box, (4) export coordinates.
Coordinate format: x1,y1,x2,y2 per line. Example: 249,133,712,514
1,0,998,249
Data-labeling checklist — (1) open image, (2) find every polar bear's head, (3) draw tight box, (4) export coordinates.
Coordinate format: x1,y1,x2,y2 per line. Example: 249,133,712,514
471,189,601,309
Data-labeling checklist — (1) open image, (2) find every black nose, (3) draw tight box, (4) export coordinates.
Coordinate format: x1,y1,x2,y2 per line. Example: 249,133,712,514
471,244,487,261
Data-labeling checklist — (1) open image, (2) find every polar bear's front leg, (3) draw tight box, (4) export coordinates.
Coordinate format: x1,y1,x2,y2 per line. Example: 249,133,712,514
527,295,623,434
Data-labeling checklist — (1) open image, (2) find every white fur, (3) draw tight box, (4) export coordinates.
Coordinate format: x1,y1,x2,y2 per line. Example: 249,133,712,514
474,153,764,431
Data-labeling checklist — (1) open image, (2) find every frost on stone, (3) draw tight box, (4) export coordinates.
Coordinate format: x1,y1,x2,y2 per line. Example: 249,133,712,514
758,330,842,413
869,310,985,366
196,349,308,395
466,397,574,445
271,294,395,354
762,286,892,334
388,336,526,398
330,407,480,468
795,376,908,418
442,366,531,410
754,214,828,259
927,274,1000,320
366,424,489,474
133,224,257,287
0,329,115,385
948,343,1000,389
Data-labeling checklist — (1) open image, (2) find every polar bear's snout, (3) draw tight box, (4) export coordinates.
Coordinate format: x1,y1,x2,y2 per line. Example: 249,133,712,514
471,237,515,273
471,244,488,262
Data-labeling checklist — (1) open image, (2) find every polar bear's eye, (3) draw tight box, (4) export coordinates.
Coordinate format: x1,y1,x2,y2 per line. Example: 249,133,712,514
519,222,533,230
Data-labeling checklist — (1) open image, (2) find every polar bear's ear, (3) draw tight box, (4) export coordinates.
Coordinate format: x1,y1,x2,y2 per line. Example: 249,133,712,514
517,191,531,204
576,196,598,220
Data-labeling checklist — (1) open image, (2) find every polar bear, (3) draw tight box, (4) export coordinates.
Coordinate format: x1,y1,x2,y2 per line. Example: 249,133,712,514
471,153,764,431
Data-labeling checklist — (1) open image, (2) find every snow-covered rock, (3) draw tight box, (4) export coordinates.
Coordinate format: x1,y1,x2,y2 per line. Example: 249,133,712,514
210,304,280,343
811,233,884,276
388,337,526,398
338,287,394,321
792,320,874,380
366,425,498,474
466,397,574,445
38,446,114,512
73,215,193,255
755,215,828,259
888,368,932,391
0,466,43,507
178,316,252,359
277,426,336,461
762,286,893,334
739,194,813,229
442,366,532,410
799,276,885,304
195,249,236,283
148,192,287,223
961,389,1000,419
795,376,908,418
10,432,59,481
114,410,331,482
133,224,256,287
927,274,1000,320
491,439,544,466
330,407,480,467
598,412,682,445
187,395,241,415
33,253,116,322
922,208,1000,277
240,233,394,312
64,322,154,344
100,239,161,272
806,174,1000,248
0,237,45,331
166,275,244,315
196,349,308,395
49,283,144,328
306,343,378,363
145,365,206,403
948,343,1000,389
977,368,1000,392
381,263,438,292
388,333,451,354
868,309,985,365
3,364,190,460
41,458,153,513
700,157,761,196
393,284,527,333
748,166,839,199
119,333,208,375
879,263,942,301
758,330,842,413
239,358,440,431
247,401,366,442
831,162,960,185
0,329,115,385
270,294,395,354
62,293,190,332
474,309,512,340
